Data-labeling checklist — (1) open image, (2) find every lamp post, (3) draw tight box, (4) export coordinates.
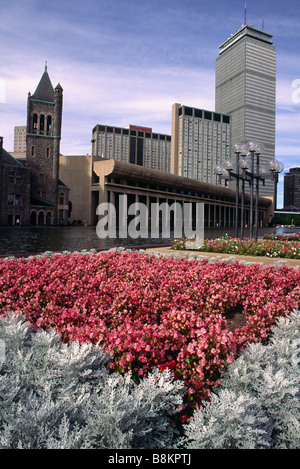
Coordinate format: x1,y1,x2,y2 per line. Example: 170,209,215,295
214,141,283,241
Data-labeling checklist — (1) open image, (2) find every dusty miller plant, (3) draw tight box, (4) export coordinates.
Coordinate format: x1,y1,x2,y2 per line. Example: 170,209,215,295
0,312,185,449
179,309,300,449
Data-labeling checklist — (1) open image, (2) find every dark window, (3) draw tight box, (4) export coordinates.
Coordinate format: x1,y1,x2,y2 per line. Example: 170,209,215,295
31,146,35,157
46,116,52,133
8,194,14,205
40,114,45,132
15,194,21,205
33,114,38,132
223,115,230,124
213,113,221,122
184,107,193,116
107,126,113,133
204,111,212,120
130,136,136,164
178,107,182,116
195,109,203,118
137,137,143,166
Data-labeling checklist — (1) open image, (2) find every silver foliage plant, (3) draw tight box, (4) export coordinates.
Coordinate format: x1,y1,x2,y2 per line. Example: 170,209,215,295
179,309,300,449
1,308,299,449
0,312,185,449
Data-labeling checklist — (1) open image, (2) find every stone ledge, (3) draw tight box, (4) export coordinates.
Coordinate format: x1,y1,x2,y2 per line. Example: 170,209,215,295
145,247,300,267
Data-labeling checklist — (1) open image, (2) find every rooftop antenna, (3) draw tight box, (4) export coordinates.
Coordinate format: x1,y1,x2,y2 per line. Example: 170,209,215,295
45,60,48,71
244,0,247,25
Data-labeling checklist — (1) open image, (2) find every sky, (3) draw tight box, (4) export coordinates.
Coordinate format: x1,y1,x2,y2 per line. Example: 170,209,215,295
1,0,300,208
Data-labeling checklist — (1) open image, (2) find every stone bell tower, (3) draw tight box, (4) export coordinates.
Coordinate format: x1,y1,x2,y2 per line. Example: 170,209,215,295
26,63,63,225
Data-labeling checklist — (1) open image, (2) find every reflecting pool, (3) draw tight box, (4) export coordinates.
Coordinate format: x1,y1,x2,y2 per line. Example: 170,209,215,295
0,225,294,257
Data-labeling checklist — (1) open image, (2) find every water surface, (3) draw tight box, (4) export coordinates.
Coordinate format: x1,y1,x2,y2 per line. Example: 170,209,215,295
1,225,295,257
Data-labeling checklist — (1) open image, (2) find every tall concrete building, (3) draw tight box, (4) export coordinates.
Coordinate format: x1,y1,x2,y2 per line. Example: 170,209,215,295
14,126,26,152
284,168,300,209
215,24,276,197
92,124,171,173
171,103,231,184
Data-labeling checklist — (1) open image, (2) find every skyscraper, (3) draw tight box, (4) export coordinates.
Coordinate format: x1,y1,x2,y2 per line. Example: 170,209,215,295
92,124,171,173
215,24,276,197
171,103,231,184
284,168,300,209
14,126,26,152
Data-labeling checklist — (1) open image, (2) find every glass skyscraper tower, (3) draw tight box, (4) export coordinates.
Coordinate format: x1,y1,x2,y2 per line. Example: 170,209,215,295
215,25,276,197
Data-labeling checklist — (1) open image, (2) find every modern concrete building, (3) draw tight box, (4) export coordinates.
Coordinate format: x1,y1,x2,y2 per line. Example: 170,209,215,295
59,154,93,225
90,158,273,230
92,124,171,173
215,25,276,198
284,168,300,209
14,126,26,152
171,103,231,184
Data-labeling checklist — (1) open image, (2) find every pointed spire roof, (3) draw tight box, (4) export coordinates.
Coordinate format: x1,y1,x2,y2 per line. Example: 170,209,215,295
31,63,55,103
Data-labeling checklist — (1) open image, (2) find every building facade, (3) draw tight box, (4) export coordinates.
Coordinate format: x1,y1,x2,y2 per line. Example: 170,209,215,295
0,67,69,226
14,126,26,152
90,159,273,231
215,25,276,197
284,168,300,209
0,137,31,226
171,103,231,184
92,124,171,173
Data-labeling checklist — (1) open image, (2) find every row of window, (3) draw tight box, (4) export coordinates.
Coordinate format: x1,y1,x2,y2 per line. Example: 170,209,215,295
31,146,51,158
32,113,52,135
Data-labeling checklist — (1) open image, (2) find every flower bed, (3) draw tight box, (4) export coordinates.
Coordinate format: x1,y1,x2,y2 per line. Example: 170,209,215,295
172,235,300,258
263,232,300,242
0,250,299,408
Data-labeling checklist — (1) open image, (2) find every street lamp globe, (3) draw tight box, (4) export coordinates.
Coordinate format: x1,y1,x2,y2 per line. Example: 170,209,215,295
268,158,284,173
224,159,234,171
246,141,265,153
238,155,252,169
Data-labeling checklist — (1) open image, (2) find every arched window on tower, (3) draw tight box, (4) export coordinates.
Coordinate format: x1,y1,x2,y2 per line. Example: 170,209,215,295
46,115,52,135
32,114,38,133
39,114,45,134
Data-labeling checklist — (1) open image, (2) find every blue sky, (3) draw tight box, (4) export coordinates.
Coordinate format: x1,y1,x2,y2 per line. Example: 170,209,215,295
1,0,300,208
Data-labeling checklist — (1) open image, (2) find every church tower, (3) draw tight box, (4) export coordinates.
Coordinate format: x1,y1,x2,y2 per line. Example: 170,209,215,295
26,64,63,225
